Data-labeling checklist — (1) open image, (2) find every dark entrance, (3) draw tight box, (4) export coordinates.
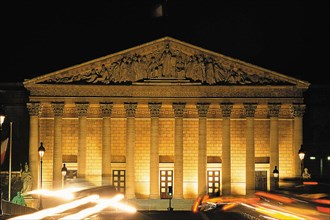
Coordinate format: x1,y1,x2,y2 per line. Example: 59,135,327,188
255,171,267,191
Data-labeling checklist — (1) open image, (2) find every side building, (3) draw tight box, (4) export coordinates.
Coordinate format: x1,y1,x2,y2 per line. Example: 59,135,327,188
23,37,310,199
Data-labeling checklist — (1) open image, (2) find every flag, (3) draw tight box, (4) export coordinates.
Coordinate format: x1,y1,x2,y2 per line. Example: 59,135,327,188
1,137,9,164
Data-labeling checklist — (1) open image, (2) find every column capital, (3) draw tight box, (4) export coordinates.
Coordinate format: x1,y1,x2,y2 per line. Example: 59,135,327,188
75,102,89,117
27,102,42,116
148,102,162,118
243,103,257,118
268,103,281,117
124,102,138,117
51,102,65,117
290,104,306,117
220,103,233,118
100,102,113,117
196,103,210,117
172,102,186,117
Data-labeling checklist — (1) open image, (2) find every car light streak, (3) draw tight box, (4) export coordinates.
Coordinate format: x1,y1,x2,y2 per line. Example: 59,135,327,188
255,191,295,204
60,194,136,219
27,187,85,200
241,202,305,220
316,206,330,214
9,195,99,220
192,195,202,213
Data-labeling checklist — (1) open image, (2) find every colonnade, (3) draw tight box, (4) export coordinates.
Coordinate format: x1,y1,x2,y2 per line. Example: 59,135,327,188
27,102,305,197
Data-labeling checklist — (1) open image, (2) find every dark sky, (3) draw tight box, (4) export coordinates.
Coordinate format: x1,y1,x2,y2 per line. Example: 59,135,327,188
2,0,329,85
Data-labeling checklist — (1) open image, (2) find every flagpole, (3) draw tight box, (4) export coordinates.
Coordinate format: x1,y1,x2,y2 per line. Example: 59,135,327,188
8,122,13,201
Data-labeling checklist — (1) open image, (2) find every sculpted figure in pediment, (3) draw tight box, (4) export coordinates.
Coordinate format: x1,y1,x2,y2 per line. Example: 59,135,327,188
40,40,289,86
160,44,177,77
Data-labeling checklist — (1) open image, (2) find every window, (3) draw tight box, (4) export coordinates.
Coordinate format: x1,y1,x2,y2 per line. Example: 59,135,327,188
207,170,220,196
113,170,125,193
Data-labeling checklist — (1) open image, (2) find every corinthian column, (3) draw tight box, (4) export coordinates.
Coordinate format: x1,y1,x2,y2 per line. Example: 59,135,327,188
75,102,89,179
148,102,162,199
220,103,233,196
172,102,185,199
52,102,64,189
290,104,305,177
196,103,209,196
27,102,42,190
100,102,113,185
124,102,137,199
268,103,281,190
244,103,257,195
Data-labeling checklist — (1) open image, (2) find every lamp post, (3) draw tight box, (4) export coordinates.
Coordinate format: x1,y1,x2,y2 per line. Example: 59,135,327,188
0,109,6,215
61,163,67,189
298,146,305,181
167,186,173,212
38,142,45,210
272,166,279,190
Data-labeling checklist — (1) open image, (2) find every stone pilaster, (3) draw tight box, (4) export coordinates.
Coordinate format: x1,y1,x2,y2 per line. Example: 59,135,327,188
290,104,305,177
196,103,209,196
75,102,89,179
148,102,162,199
51,102,64,189
27,102,42,190
220,103,233,195
268,103,281,190
244,103,257,195
100,102,113,185
172,102,185,199
124,102,137,199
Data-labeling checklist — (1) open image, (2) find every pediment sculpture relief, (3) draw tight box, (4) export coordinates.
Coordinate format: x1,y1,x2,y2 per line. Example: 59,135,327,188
42,44,289,85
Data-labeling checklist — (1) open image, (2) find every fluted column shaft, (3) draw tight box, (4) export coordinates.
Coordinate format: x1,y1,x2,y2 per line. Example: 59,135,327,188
291,104,305,177
268,103,281,190
125,102,137,199
52,102,64,189
27,102,42,190
220,103,233,196
173,103,185,199
148,102,162,199
244,103,257,195
76,102,89,179
197,103,209,196
100,103,113,185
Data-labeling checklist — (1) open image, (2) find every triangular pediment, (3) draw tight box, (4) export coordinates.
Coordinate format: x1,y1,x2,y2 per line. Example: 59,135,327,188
23,37,309,87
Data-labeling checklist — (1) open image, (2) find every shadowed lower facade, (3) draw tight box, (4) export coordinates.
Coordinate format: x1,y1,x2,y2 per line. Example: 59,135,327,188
23,37,310,199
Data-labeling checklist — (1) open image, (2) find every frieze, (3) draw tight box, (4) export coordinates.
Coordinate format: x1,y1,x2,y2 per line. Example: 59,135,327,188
39,42,291,86
26,85,304,98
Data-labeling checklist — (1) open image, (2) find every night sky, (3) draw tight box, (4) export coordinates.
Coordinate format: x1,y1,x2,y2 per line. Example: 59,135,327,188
2,0,329,85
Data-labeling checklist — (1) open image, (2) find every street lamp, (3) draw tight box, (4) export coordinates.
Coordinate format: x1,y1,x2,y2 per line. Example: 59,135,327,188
38,142,45,209
298,146,305,179
61,163,67,189
273,166,279,190
0,108,6,215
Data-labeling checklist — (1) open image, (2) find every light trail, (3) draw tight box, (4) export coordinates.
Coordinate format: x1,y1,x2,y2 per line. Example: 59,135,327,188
60,194,136,219
9,195,99,220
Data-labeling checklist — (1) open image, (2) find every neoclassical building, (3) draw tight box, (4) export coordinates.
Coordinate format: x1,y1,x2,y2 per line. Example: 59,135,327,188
23,37,309,199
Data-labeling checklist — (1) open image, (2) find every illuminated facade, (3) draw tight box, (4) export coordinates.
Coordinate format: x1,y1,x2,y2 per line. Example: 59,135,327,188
23,37,309,199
